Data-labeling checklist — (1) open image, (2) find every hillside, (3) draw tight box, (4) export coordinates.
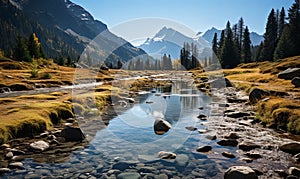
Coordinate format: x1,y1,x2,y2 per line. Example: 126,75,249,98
0,0,147,65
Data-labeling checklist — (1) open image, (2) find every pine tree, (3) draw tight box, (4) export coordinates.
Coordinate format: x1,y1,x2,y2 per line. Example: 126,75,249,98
287,0,300,56
238,18,244,50
255,42,264,62
217,30,225,60
274,26,293,60
274,0,300,59
28,33,41,58
261,9,278,61
278,7,286,38
67,55,72,66
13,36,31,62
242,26,252,63
220,21,239,68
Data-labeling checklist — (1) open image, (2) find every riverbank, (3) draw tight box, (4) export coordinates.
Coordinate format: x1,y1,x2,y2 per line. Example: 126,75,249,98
192,56,300,135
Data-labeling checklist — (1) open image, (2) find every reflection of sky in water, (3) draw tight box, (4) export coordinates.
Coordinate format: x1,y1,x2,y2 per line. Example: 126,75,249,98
90,80,212,155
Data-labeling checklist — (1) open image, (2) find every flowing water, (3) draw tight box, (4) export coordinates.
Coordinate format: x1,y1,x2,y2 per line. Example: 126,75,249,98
3,73,298,178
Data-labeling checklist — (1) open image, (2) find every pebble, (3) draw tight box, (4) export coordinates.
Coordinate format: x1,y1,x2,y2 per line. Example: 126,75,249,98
8,162,23,169
6,152,13,159
185,126,197,131
205,135,217,140
245,152,262,159
196,146,212,153
217,139,238,147
157,151,176,159
222,151,236,158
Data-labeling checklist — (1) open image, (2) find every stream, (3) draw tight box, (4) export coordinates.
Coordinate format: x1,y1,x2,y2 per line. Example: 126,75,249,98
2,72,300,178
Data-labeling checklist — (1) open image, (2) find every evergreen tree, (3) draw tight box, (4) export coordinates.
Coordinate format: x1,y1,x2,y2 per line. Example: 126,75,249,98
67,55,72,66
212,33,218,64
278,7,286,38
238,18,245,50
287,0,300,56
242,26,252,63
255,42,264,62
57,54,64,66
217,30,225,60
274,26,293,59
274,0,300,59
13,36,31,62
28,33,41,58
220,21,239,68
261,9,278,61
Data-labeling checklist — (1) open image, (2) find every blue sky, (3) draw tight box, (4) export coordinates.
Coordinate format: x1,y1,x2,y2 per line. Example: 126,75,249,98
71,0,294,40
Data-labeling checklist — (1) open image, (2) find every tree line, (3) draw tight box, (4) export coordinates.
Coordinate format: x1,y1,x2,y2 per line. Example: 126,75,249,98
212,18,252,68
180,42,201,70
126,54,172,70
212,0,300,68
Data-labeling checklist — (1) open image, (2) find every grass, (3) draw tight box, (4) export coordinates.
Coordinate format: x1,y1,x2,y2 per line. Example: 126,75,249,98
0,57,122,144
0,84,121,144
256,97,300,133
192,56,300,134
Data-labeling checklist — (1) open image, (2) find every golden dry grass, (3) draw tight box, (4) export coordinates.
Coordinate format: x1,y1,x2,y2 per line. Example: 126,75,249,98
192,56,300,134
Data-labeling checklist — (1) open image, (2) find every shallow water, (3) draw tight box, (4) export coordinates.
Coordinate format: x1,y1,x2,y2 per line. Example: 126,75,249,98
4,75,296,178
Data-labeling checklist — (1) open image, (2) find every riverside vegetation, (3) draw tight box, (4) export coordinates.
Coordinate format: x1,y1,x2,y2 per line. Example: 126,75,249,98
192,55,300,134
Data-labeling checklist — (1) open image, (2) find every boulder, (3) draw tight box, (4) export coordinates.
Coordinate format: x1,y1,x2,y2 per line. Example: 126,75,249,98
157,151,176,159
61,126,85,142
278,68,300,80
125,98,135,103
224,166,258,179
289,167,300,177
249,88,270,104
154,119,171,135
197,114,207,119
279,143,300,155
238,141,260,151
29,141,49,151
196,145,212,153
292,77,300,88
217,139,238,147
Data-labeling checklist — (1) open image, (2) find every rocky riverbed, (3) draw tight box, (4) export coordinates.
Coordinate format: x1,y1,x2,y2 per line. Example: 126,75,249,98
1,71,300,178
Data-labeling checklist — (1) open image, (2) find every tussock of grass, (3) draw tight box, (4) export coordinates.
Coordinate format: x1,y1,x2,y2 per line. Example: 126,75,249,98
192,56,300,135
256,97,300,133
0,100,75,144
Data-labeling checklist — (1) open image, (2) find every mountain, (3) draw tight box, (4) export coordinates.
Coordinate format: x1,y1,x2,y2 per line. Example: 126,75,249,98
201,27,264,46
250,32,264,46
0,0,147,66
138,27,211,60
201,27,222,45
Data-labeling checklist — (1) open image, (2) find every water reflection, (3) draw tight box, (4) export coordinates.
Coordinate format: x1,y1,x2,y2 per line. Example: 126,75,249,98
88,79,211,157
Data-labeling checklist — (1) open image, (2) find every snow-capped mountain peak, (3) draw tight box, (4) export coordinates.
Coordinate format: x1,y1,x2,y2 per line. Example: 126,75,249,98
138,27,211,60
